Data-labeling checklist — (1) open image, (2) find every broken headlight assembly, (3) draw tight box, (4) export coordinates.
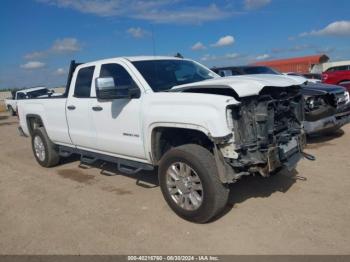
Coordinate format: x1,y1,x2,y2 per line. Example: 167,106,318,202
305,96,326,111
226,107,234,130
226,104,242,131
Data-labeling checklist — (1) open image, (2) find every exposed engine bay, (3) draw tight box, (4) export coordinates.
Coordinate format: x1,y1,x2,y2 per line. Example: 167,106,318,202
226,86,305,176
178,84,306,179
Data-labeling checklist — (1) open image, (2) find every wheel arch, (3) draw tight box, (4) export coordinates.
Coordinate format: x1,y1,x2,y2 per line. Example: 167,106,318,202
148,124,214,165
26,114,45,136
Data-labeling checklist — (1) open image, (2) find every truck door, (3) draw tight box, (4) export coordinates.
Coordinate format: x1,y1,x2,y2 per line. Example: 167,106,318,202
91,62,146,160
66,65,97,150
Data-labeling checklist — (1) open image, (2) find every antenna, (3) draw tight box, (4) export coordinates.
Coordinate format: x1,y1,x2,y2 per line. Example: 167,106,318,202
151,24,156,56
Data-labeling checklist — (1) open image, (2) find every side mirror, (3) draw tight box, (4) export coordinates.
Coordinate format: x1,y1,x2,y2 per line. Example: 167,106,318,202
128,87,141,99
95,77,140,100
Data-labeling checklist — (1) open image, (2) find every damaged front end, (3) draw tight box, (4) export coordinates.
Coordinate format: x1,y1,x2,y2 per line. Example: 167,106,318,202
222,85,306,179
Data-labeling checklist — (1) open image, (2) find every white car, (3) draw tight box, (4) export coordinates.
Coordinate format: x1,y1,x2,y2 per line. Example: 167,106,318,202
5,87,58,115
17,56,307,222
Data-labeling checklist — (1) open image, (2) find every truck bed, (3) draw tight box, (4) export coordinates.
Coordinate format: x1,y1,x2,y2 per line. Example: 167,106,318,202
18,97,72,146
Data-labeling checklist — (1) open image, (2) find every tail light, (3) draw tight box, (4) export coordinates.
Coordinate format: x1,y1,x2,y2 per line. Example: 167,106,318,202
322,73,328,81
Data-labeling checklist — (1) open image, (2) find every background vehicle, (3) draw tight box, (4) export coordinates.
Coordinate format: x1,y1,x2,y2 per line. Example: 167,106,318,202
284,72,321,83
303,73,322,81
5,87,57,115
322,65,350,92
338,81,350,92
212,66,350,135
212,65,280,76
18,57,306,223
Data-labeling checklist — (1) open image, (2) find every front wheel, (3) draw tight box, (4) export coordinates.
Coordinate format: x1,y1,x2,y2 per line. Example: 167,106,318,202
158,144,229,223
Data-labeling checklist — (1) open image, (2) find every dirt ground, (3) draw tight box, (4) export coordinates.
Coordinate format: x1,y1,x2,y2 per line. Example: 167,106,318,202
0,111,349,255
0,102,6,112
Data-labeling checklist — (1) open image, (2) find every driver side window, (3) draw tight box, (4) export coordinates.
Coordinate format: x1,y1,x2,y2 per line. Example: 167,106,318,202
100,63,138,91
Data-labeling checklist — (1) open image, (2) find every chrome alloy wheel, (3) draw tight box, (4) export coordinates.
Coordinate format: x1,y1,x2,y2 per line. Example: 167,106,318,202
166,162,203,211
34,135,46,162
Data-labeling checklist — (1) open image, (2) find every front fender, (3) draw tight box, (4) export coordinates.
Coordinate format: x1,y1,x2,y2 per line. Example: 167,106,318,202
141,92,239,162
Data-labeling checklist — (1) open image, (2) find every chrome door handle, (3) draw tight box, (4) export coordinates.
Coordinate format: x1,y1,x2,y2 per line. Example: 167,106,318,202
67,105,76,110
92,106,103,111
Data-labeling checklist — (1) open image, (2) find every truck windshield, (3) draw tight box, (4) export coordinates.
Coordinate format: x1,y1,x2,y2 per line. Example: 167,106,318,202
132,60,217,92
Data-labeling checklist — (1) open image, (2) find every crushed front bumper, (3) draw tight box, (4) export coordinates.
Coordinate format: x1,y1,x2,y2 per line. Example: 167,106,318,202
266,134,305,173
221,133,306,182
304,103,350,134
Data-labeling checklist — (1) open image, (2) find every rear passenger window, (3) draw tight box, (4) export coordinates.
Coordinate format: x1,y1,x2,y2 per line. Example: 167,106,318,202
74,66,95,98
17,93,26,100
328,65,350,72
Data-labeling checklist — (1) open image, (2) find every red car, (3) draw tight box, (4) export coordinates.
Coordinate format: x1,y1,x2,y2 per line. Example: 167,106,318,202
322,65,350,92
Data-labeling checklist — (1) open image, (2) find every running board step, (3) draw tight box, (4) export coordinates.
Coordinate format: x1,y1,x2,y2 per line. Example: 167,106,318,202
58,145,154,175
117,163,142,175
302,151,316,161
80,155,97,165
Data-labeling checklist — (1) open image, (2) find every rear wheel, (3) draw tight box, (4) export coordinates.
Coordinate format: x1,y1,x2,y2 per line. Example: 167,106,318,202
158,144,229,223
8,106,16,116
31,127,60,167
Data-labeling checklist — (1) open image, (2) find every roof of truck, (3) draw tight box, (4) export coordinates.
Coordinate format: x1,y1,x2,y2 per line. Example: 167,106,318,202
18,86,47,94
75,56,184,68
124,56,183,62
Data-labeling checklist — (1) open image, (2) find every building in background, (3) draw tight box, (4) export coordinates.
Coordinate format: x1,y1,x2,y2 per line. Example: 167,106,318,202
253,54,329,74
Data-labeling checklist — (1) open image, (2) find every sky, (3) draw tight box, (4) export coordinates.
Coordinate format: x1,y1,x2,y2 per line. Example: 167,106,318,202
1,0,350,89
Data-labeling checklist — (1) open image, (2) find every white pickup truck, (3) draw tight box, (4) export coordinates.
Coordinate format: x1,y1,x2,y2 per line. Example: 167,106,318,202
5,87,57,115
18,56,307,222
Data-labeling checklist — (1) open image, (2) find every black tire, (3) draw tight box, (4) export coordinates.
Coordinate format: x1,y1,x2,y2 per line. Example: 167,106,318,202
321,126,341,135
308,126,341,137
158,144,229,223
31,127,60,167
8,106,16,116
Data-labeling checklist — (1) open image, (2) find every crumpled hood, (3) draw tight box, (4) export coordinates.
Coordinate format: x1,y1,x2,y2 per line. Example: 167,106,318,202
171,74,306,97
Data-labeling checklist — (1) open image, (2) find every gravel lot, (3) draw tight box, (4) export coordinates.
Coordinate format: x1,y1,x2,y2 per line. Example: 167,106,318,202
0,111,349,255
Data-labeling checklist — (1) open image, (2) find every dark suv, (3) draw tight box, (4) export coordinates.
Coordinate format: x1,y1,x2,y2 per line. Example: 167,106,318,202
212,66,350,135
